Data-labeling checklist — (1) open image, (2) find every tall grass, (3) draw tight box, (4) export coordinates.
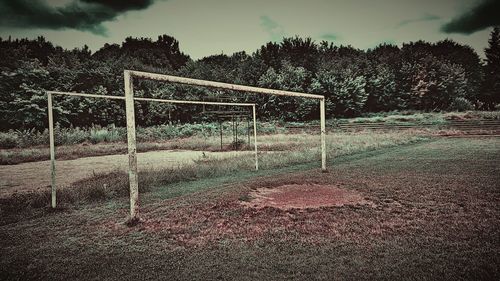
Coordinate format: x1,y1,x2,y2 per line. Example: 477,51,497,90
0,122,280,149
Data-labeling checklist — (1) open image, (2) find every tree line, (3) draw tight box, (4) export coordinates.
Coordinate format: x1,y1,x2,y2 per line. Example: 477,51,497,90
1,28,499,130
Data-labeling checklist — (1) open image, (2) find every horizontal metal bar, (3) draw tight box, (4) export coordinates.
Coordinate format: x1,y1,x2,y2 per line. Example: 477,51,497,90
46,91,255,107
134,97,254,107
47,91,125,100
127,70,325,100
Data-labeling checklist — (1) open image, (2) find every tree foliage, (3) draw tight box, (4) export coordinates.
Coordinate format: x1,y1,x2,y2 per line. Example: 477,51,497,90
482,27,500,109
0,32,498,130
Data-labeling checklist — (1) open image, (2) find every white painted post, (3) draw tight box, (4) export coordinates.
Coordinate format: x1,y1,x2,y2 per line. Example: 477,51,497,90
320,98,327,171
47,92,56,208
253,105,258,171
124,71,139,219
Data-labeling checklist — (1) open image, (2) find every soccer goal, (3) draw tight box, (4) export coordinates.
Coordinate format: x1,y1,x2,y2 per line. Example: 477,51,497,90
45,90,258,209
123,70,327,219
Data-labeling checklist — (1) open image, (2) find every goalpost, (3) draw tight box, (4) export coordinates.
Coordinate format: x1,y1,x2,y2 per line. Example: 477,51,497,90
124,70,327,220
45,90,258,209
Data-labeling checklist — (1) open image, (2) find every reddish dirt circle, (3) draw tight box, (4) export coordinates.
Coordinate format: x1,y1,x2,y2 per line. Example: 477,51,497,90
242,184,373,210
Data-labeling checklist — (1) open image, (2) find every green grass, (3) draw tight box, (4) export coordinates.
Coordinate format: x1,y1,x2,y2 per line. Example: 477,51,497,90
0,137,498,280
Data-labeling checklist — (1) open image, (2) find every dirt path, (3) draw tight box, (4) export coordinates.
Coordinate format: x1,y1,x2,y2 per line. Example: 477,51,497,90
0,150,249,197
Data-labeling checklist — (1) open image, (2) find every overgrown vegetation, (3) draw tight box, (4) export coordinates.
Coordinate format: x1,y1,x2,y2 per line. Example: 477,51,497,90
2,109,498,164
0,122,281,149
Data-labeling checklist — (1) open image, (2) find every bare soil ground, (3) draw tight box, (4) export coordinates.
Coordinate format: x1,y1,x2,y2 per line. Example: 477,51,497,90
0,137,498,280
0,150,249,197
242,184,374,210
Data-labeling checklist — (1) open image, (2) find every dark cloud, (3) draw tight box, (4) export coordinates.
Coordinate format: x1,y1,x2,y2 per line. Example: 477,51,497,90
319,33,340,42
0,0,156,36
260,15,286,42
397,14,440,27
441,0,500,34
81,0,154,12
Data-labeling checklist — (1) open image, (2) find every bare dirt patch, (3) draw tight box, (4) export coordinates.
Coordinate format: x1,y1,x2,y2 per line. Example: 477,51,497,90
0,150,250,197
242,184,374,210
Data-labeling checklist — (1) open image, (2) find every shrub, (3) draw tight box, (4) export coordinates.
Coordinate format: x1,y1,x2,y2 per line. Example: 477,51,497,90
0,131,20,148
89,127,122,144
16,128,48,147
449,97,475,112
58,127,88,145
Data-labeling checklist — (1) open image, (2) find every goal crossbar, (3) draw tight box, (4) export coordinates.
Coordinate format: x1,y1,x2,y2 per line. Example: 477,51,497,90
45,90,258,209
128,70,325,99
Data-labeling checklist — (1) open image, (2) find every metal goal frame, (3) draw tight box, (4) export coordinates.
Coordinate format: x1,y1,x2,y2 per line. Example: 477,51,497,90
124,70,327,220
45,90,258,209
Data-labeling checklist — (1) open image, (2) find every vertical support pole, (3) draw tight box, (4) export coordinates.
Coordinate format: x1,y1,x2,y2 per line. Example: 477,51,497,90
232,114,235,148
320,98,327,171
220,118,223,150
247,115,250,146
252,105,258,171
47,92,56,208
124,71,139,219
235,116,238,148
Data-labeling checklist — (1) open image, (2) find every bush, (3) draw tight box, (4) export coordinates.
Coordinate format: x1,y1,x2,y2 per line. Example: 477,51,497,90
449,97,475,111
0,131,20,148
15,128,48,147
58,127,89,145
89,127,122,144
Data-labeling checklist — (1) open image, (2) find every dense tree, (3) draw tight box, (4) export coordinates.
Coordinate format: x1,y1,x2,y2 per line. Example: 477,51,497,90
482,27,500,109
0,33,497,130
258,61,313,120
311,58,368,117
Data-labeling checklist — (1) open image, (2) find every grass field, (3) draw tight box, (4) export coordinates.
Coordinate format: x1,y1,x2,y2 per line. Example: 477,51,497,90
1,136,498,280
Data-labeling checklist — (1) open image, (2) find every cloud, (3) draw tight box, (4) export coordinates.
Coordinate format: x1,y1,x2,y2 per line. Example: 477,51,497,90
0,0,156,36
260,15,285,42
319,33,340,41
397,14,440,27
441,0,500,34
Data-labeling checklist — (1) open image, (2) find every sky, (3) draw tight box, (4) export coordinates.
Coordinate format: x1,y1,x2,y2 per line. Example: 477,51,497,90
0,0,499,59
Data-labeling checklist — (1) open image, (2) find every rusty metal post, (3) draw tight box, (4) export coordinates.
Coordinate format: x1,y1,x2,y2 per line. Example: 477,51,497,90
124,71,139,219
47,92,56,208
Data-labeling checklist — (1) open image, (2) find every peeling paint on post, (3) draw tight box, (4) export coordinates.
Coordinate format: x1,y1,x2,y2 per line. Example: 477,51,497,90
124,71,139,219
47,92,56,208
320,98,327,171
253,105,258,171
